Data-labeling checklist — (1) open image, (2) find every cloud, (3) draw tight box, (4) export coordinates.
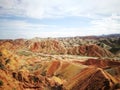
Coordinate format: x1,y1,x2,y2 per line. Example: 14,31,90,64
90,14,120,34
0,0,120,19
0,14,119,39
0,19,57,30
0,0,120,39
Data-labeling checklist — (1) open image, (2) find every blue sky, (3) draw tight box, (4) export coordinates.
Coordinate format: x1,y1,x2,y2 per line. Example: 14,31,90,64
0,0,120,39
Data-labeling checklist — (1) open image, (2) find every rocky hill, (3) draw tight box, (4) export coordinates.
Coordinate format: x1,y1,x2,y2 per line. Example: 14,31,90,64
0,34,120,90
67,44,113,57
58,34,120,57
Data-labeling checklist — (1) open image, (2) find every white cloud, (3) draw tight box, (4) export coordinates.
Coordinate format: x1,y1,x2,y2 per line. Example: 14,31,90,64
0,15,119,39
23,0,120,19
0,19,57,31
0,0,120,39
90,15,120,34
0,0,120,19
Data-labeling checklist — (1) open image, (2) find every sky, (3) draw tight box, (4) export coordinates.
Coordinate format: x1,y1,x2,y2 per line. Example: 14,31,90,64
0,0,120,39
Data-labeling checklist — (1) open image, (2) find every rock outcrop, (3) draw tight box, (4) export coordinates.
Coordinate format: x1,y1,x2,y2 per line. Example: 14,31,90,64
29,39,67,54
67,44,113,57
